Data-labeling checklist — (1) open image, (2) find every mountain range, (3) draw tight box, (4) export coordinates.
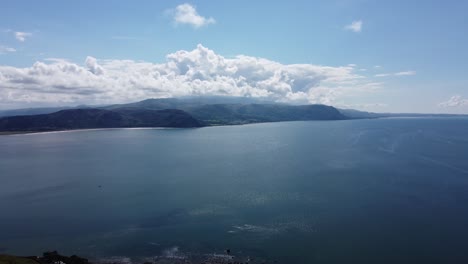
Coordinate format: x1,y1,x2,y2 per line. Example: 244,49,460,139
0,97,465,133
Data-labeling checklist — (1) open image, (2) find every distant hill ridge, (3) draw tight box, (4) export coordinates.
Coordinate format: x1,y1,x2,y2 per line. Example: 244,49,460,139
2,97,467,133
104,98,346,124
0,97,349,132
0,108,202,132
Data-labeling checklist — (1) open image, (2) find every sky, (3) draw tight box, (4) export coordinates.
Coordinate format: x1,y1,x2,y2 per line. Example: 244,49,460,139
0,0,468,113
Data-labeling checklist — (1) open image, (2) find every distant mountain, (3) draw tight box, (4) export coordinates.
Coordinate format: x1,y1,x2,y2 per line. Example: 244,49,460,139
105,96,269,111
338,108,382,119
0,97,269,118
3,97,467,123
0,106,77,118
0,97,348,133
108,98,347,125
338,108,468,119
185,103,347,125
11,95,465,133
0,108,203,132
375,112,468,118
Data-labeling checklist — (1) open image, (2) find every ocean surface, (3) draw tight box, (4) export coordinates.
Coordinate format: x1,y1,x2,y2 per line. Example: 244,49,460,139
1,118,468,263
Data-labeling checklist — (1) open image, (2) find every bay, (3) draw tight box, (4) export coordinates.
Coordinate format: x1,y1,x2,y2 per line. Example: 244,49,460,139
1,118,468,263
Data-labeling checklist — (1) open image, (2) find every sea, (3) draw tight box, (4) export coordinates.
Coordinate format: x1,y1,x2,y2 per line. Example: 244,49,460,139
1,117,468,263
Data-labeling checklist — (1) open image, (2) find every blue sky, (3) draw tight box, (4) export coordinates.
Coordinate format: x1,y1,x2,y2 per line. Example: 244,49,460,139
1,0,467,113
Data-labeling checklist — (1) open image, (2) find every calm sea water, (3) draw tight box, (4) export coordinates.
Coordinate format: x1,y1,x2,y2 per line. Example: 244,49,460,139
1,118,468,263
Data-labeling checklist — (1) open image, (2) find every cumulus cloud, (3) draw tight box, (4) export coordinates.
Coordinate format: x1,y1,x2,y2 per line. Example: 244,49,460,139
85,56,105,75
375,71,416,77
0,44,379,108
345,20,362,32
172,3,215,28
0,45,16,54
15,31,32,42
438,95,468,108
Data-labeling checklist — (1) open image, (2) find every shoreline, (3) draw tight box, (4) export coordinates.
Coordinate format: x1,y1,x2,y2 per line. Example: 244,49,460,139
3,116,467,136
0,127,185,136
0,120,341,136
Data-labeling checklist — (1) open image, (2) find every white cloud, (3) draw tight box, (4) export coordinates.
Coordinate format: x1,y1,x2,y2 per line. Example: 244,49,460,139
0,44,379,108
438,95,468,108
172,3,215,28
374,73,391,77
0,45,16,54
375,71,416,77
15,31,32,42
85,56,105,75
394,71,416,76
345,20,362,32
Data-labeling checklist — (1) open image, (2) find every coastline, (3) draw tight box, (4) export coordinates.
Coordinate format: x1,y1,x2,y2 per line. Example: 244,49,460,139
0,131,39,136
0,127,183,136
0,118,356,136
3,116,467,136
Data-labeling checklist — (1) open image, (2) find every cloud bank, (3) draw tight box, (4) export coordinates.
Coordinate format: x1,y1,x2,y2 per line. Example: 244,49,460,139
172,3,215,28
0,44,379,108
